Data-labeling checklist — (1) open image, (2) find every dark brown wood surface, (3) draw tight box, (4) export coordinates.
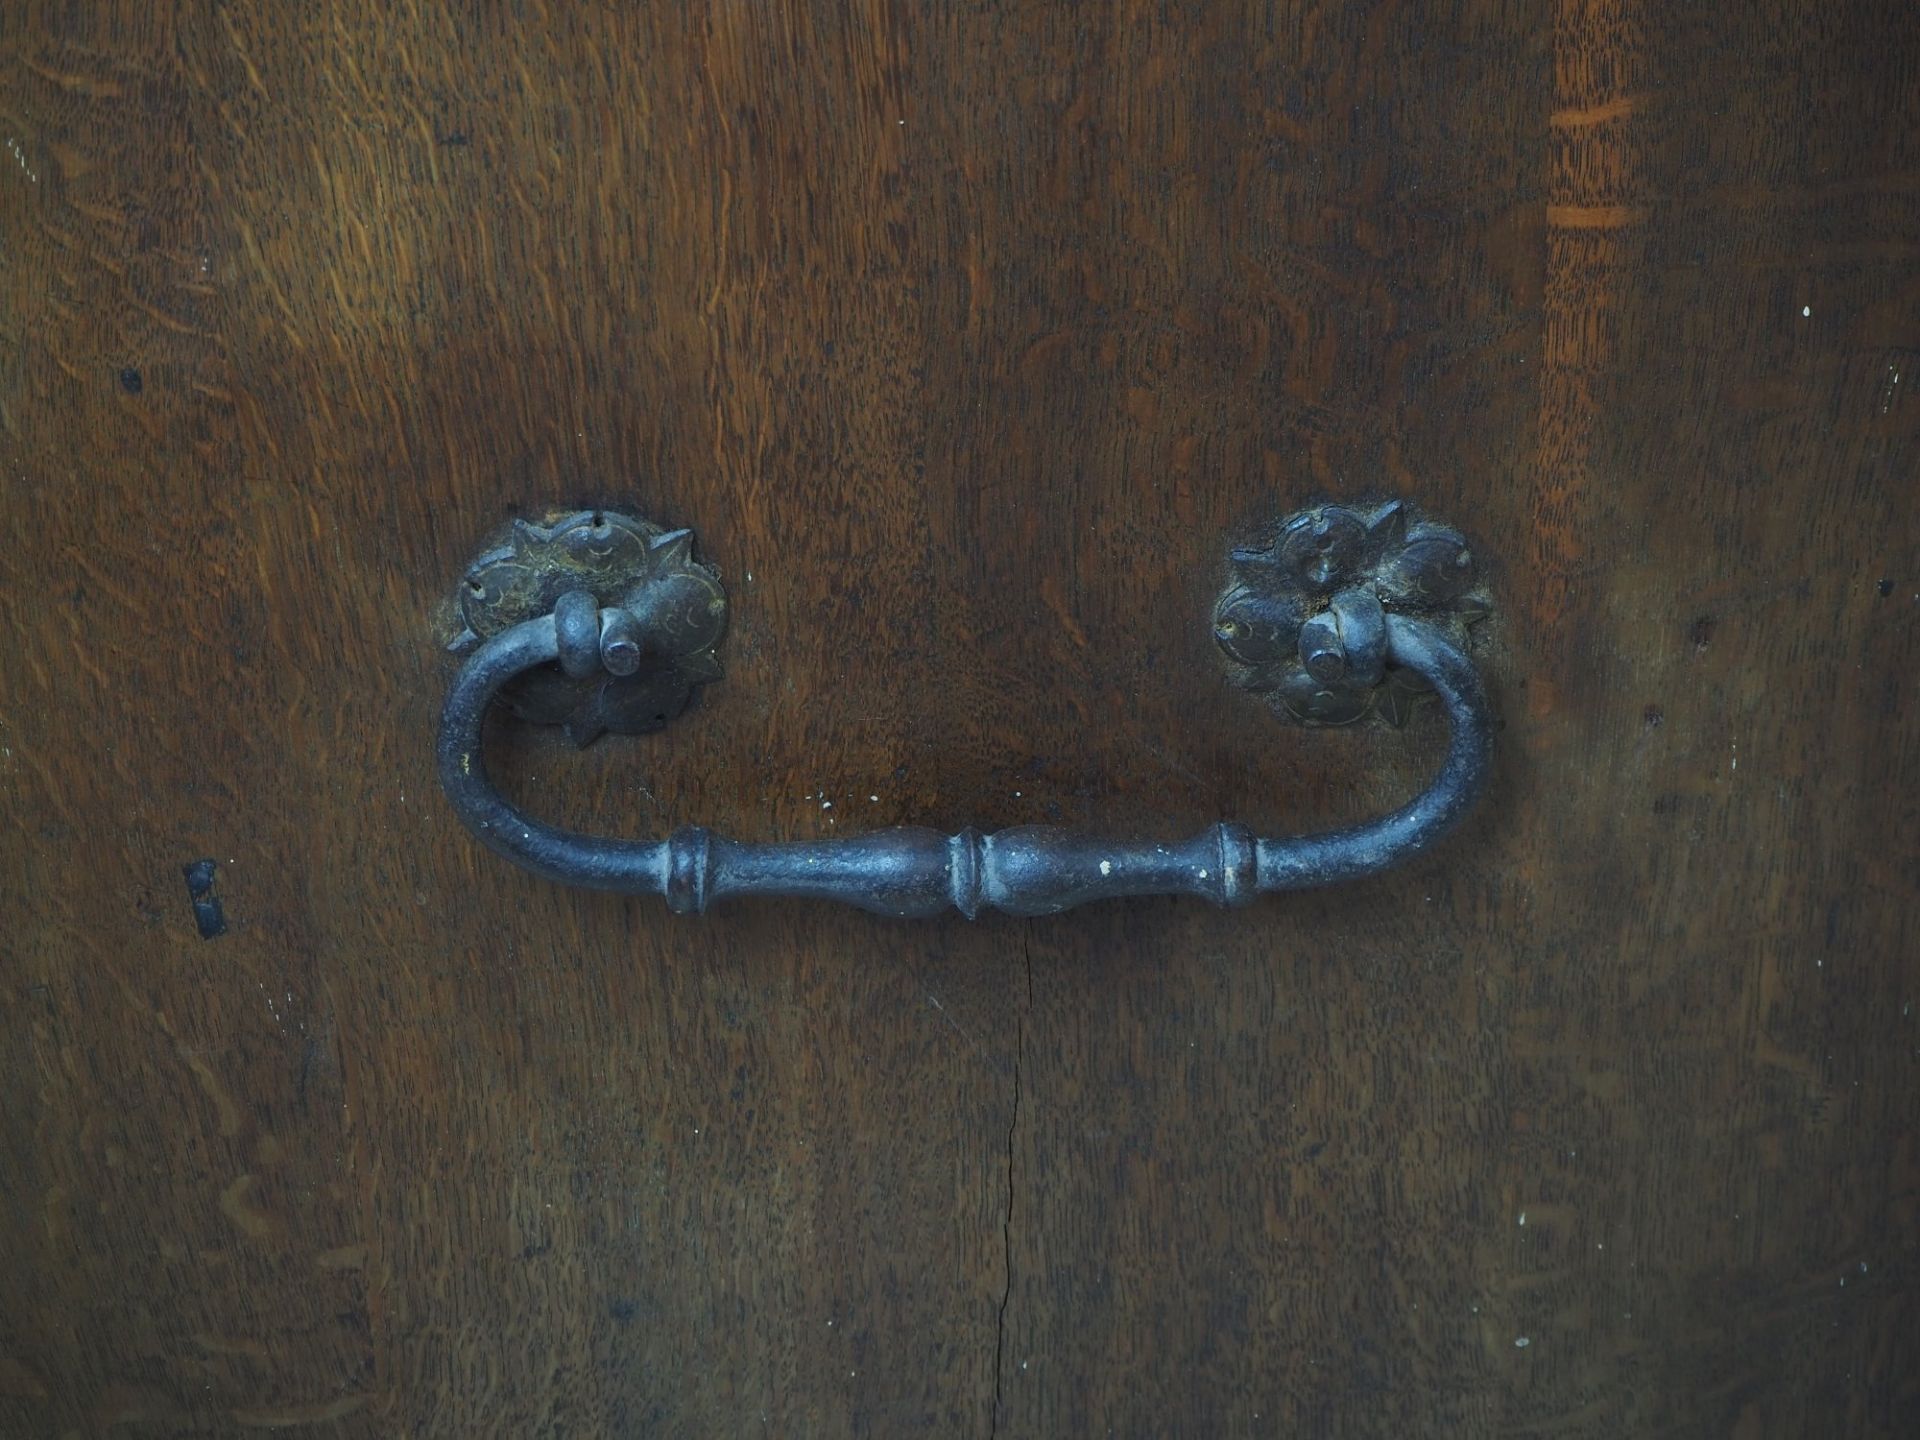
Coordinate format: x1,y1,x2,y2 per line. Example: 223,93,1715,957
3,2,1917,1435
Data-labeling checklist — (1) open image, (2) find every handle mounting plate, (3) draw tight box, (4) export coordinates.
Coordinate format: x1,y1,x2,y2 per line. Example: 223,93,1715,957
1213,500,1491,727
444,509,728,746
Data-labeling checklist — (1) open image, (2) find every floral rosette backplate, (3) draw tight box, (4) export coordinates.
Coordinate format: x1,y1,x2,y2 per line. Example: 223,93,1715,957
1212,499,1490,726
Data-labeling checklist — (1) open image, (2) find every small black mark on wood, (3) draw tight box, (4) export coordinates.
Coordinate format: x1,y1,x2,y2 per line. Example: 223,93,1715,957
1689,615,1715,651
1825,899,1841,947
1302,1139,1328,1160
439,131,469,146
119,366,142,394
181,858,227,939
1878,578,1894,598
520,1239,552,1261
1643,703,1664,728
608,1299,638,1325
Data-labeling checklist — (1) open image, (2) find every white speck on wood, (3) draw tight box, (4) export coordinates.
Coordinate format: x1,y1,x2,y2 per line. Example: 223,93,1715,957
5,138,38,183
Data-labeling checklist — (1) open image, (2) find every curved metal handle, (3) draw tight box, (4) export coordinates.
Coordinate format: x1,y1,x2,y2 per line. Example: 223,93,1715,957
436,598,1492,918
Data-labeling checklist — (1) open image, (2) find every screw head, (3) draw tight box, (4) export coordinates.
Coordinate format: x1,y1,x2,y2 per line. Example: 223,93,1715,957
1299,612,1347,683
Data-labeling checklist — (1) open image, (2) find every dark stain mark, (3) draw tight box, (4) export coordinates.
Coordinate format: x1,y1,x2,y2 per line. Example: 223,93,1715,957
608,1299,638,1325
1879,578,1894,598
1303,1139,1328,1160
1825,899,1841,948
1689,615,1715,651
1642,703,1664,728
181,859,227,939
520,1240,552,1261
438,131,469,146
118,366,142,394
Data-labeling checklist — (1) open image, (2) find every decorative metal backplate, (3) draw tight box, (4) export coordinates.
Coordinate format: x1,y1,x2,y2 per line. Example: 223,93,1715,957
447,508,727,746
1213,500,1489,726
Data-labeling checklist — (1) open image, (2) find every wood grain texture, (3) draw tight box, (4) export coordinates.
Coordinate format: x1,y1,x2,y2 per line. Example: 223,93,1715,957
1,1,1916,1435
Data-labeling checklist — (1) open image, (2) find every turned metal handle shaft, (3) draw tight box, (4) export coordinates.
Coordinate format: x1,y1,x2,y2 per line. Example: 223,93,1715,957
436,598,1492,918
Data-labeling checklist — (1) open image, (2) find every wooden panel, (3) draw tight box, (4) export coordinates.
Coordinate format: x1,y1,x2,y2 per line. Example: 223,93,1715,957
1,1,1915,1435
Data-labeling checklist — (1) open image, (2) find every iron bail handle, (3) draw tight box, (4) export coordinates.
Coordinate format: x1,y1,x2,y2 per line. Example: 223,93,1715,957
435,598,1494,920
